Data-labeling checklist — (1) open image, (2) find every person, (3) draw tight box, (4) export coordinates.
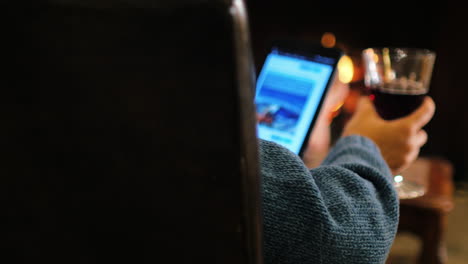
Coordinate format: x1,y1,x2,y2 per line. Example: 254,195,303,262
259,87,435,263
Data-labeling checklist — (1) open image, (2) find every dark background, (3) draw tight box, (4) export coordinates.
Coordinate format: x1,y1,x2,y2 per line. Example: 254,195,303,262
247,0,468,183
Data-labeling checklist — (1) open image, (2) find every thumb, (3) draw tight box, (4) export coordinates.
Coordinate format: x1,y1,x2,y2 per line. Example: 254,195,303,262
401,96,436,128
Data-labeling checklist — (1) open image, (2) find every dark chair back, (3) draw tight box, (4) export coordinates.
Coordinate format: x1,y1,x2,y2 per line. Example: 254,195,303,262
1,0,262,263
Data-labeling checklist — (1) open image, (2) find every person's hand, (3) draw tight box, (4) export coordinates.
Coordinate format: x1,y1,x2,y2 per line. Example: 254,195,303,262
302,77,350,169
342,96,436,175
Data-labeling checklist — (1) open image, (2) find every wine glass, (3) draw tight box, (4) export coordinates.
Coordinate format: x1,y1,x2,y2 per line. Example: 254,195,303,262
362,47,436,199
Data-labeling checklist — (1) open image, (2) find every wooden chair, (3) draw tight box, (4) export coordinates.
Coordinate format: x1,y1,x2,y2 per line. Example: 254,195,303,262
396,157,455,264
1,1,262,263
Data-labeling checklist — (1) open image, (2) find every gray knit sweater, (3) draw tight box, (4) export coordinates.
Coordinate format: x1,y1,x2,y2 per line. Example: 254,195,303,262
260,135,399,264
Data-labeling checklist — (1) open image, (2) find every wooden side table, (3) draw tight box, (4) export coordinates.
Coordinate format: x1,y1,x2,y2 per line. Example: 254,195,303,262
397,157,455,264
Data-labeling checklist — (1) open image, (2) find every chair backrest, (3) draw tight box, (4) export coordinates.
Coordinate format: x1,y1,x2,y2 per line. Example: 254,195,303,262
1,0,262,263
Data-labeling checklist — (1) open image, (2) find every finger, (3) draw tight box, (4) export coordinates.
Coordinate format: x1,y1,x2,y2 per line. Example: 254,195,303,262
406,148,421,169
404,96,436,128
413,130,428,148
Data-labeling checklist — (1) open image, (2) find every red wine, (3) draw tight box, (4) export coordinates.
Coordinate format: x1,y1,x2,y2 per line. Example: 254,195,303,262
370,88,425,120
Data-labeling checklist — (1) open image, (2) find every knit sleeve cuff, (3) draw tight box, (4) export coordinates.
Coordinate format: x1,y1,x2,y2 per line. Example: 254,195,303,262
322,135,393,181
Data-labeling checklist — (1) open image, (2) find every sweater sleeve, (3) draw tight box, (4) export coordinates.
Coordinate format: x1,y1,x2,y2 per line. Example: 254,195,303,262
260,135,399,264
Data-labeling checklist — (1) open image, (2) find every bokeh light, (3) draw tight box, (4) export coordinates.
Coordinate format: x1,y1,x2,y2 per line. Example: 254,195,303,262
321,32,336,48
338,55,354,84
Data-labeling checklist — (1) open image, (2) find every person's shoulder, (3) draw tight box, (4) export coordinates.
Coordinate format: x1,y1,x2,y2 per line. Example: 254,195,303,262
258,138,286,151
258,139,308,172
258,139,296,159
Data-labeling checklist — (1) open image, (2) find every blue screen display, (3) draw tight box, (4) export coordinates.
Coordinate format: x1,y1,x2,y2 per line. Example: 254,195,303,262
255,51,334,154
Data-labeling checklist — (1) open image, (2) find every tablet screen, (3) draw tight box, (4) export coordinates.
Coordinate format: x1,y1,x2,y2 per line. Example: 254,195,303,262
255,48,337,155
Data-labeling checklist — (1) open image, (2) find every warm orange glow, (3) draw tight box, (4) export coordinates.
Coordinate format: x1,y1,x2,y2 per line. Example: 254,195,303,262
321,32,336,48
373,54,379,63
337,55,354,84
328,101,344,122
332,102,344,112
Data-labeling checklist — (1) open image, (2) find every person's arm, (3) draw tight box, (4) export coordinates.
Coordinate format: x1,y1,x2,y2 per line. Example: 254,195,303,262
261,96,435,264
260,136,397,264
